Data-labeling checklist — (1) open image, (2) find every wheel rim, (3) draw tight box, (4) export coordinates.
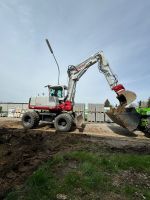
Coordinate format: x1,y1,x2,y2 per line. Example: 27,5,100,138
58,118,67,127
24,115,32,125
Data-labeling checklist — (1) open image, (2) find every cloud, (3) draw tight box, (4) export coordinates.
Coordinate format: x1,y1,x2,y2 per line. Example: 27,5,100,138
0,0,150,104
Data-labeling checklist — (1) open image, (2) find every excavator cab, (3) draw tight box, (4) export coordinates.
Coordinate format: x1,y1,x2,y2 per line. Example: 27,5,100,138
48,85,68,101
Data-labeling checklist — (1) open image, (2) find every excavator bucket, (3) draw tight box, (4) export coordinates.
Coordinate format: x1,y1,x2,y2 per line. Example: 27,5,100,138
117,90,137,106
107,90,140,132
107,107,141,132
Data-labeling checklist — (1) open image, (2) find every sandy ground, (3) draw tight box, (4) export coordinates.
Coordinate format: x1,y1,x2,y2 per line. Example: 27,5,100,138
0,117,150,199
0,117,148,137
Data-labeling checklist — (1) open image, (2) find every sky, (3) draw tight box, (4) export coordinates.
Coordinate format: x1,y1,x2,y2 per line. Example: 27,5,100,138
0,0,150,105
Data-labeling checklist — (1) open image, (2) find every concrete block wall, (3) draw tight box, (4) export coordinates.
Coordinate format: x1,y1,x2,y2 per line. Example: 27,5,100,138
96,113,105,122
87,112,96,122
95,104,104,122
0,102,113,123
88,104,96,122
73,103,85,112
88,104,96,112
95,104,105,113
87,104,105,122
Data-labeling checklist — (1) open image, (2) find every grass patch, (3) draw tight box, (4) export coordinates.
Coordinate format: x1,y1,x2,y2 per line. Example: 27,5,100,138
6,151,150,200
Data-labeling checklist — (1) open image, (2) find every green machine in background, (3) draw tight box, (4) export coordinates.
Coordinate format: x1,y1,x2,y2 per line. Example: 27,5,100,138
136,107,150,133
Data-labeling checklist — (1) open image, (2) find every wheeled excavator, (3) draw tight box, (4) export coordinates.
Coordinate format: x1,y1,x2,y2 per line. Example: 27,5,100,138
22,41,142,132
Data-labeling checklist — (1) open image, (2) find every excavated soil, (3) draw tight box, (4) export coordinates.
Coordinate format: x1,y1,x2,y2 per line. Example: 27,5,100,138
0,118,150,199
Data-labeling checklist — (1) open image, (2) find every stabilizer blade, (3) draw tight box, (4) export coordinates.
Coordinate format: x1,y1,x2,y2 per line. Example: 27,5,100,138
75,113,84,128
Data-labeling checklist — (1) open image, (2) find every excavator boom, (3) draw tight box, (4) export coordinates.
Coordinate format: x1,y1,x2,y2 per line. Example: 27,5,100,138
66,51,137,131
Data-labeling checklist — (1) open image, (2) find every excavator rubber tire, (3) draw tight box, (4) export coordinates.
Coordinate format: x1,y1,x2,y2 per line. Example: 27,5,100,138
32,111,40,127
54,113,73,132
22,111,39,129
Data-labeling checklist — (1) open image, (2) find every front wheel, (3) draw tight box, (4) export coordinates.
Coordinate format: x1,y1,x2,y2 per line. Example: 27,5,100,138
54,113,73,132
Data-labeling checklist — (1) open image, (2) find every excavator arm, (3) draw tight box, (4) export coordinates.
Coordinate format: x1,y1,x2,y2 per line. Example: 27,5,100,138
66,51,136,106
66,51,140,132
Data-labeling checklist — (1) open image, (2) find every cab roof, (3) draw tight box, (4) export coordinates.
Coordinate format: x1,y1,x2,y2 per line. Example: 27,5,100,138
46,85,68,90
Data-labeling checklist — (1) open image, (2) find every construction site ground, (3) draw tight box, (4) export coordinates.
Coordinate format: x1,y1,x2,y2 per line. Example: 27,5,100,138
0,117,150,199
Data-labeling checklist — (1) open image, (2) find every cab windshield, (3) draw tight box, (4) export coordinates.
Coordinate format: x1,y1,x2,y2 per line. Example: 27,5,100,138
50,87,63,98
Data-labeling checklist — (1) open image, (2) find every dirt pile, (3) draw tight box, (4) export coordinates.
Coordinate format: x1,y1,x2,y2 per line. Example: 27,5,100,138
0,127,104,198
0,119,150,199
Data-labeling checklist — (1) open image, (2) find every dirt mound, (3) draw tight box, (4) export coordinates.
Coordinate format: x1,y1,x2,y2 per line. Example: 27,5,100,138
0,127,96,198
0,128,47,198
0,128,81,198
0,119,150,199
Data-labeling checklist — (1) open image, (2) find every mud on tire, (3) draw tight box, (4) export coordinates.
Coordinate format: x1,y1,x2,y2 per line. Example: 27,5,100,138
33,112,40,127
22,111,40,129
54,113,73,132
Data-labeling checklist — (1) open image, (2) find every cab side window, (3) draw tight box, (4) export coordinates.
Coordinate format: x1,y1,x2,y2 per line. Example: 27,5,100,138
57,89,62,98
50,89,55,96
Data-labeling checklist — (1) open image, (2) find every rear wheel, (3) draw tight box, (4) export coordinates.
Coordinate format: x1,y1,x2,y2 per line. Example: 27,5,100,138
22,111,39,129
54,113,73,132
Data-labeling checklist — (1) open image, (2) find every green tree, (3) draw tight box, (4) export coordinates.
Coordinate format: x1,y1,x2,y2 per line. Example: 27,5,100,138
104,99,111,107
0,106,2,113
138,100,142,108
147,97,150,108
